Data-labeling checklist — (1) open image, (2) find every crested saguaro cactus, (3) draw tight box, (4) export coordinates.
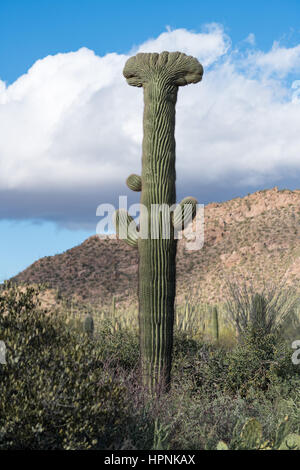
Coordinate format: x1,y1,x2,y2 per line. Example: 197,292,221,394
115,52,203,392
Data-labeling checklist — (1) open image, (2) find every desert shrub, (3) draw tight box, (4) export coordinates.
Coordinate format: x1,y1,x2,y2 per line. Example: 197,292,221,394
172,331,200,356
165,342,300,450
224,280,299,340
95,320,139,370
171,323,299,400
167,391,247,450
0,284,131,449
163,382,300,450
1,283,300,450
224,329,278,395
224,326,299,397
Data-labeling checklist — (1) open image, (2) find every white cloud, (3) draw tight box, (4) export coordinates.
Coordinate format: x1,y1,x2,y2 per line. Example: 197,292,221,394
244,33,256,46
134,24,231,66
0,25,300,226
245,41,300,77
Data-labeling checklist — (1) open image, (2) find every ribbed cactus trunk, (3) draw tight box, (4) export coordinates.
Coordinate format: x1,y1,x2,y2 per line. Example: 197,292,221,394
116,52,203,393
138,76,177,391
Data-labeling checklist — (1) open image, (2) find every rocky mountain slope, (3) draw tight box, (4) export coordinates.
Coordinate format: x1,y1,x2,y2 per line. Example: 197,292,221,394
11,187,300,307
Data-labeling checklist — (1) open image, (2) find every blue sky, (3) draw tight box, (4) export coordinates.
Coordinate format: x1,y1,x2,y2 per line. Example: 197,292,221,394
1,0,300,85
0,0,300,282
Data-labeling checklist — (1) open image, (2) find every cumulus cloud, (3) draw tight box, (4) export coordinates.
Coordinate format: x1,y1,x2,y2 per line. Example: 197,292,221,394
0,24,300,229
133,23,231,66
245,41,300,77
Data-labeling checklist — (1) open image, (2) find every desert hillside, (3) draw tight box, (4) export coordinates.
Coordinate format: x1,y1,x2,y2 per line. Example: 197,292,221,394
11,187,300,307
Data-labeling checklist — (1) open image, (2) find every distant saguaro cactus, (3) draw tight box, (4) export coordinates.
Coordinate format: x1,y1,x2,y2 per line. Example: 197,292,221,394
212,306,219,342
84,314,94,338
115,52,203,392
111,296,116,317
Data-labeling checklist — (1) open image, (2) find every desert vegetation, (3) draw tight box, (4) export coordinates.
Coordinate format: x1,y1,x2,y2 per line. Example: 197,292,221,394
0,282,299,450
3,47,300,451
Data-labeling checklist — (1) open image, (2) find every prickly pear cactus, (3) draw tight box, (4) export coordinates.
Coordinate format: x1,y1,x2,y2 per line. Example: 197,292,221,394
216,441,229,450
278,433,300,450
240,418,262,450
217,416,300,450
116,52,203,392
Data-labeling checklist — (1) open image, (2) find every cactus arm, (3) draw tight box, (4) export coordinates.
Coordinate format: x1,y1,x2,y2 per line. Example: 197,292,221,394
113,209,139,248
126,174,142,192
123,52,203,392
172,196,198,231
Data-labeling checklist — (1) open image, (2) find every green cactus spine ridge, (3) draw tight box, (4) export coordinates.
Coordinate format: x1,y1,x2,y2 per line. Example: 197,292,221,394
122,51,203,392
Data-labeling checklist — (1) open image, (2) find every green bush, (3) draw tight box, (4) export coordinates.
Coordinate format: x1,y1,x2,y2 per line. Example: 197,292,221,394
95,320,139,370
0,284,130,449
224,328,299,396
1,283,299,450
